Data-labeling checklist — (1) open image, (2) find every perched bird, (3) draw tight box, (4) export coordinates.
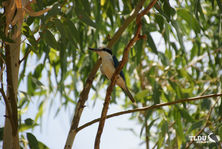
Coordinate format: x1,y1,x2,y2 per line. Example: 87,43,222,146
89,47,135,103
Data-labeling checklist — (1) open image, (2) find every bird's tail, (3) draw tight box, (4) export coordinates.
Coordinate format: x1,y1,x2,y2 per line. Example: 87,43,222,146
123,87,136,103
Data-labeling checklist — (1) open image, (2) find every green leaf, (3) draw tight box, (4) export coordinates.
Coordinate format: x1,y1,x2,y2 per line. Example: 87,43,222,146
140,118,157,137
168,79,182,99
39,141,49,149
27,133,39,149
27,73,34,95
173,108,184,148
163,0,176,19
22,23,38,50
177,8,201,33
179,109,193,122
63,19,80,44
135,39,143,65
54,19,69,40
171,20,186,55
135,90,149,100
75,6,97,28
188,120,204,132
35,100,46,122
20,118,38,132
33,64,44,79
153,82,161,104
25,118,34,125
155,14,164,31
31,77,44,89
44,4,61,20
201,99,211,110
148,118,158,132
42,30,58,50
158,52,169,66
160,120,168,137
146,32,158,54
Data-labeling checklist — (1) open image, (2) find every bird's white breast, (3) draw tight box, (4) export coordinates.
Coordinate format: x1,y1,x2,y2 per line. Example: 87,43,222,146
101,56,115,80
100,55,126,89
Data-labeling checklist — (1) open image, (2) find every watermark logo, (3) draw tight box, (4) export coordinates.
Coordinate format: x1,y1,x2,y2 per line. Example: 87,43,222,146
189,132,220,144
208,133,220,144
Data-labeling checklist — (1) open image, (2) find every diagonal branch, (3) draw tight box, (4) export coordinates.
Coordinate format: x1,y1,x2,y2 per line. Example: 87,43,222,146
94,10,142,149
19,49,31,64
78,93,222,132
64,58,101,149
94,0,158,148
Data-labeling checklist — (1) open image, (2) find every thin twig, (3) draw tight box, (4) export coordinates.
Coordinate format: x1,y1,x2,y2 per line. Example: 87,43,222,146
19,49,31,64
19,36,41,65
185,96,221,148
77,93,222,132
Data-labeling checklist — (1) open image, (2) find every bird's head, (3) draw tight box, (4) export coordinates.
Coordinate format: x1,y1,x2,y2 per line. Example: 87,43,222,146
89,47,112,58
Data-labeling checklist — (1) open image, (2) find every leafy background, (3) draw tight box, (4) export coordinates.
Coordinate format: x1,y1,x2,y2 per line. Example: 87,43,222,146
0,0,222,148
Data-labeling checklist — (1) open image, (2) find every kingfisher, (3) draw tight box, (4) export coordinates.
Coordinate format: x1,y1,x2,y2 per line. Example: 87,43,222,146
89,47,135,103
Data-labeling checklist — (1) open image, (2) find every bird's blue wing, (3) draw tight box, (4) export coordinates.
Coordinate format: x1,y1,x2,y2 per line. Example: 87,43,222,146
112,56,125,81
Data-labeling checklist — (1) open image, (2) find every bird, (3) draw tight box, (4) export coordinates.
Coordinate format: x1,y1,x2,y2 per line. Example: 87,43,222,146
89,47,135,103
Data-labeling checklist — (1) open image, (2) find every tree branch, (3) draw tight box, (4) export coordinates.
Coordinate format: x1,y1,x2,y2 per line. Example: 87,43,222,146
77,93,222,132
64,58,101,149
94,20,142,149
94,0,158,148
19,49,31,64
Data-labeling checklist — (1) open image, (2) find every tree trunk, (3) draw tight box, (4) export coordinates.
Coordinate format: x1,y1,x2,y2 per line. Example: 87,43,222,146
3,1,22,148
3,33,21,149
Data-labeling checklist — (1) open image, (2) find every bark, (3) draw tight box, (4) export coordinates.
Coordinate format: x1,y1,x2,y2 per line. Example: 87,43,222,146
3,1,22,148
3,36,20,149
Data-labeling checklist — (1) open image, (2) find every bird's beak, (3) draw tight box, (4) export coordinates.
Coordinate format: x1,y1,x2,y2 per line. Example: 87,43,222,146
88,47,102,52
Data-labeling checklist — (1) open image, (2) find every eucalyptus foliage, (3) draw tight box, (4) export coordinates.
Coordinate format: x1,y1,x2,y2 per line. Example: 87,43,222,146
1,0,222,148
